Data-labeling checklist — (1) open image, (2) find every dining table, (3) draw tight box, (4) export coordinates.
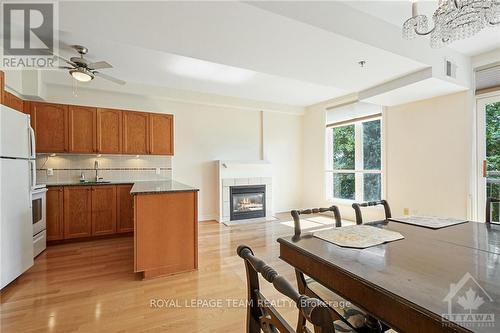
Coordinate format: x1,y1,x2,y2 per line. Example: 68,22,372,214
277,220,500,333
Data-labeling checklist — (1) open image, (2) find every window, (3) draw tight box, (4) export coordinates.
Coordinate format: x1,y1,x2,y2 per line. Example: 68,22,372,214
326,117,382,202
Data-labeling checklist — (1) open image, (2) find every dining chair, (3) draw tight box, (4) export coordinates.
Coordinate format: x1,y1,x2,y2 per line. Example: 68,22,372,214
352,200,392,225
290,206,371,332
291,206,341,237
486,197,500,224
237,245,355,333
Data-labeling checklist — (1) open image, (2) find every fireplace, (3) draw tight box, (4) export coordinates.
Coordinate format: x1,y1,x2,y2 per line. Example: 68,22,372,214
230,185,266,221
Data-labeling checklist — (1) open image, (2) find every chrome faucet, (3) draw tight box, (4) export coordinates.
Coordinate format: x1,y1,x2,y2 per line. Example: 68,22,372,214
94,160,100,182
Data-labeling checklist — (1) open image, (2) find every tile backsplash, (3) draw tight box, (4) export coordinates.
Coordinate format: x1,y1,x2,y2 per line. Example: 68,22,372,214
36,154,172,184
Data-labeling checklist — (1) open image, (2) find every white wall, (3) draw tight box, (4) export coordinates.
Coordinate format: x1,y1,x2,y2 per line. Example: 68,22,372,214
385,91,471,219
263,112,303,212
303,91,472,221
40,84,303,220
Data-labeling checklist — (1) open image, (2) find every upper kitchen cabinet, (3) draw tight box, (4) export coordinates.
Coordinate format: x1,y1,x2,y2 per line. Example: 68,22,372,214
96,108,122,154
30,102,69,153
149,113,174,155
3,91,25,113
0,71,4,105
69,105,97,153
123,111,149,154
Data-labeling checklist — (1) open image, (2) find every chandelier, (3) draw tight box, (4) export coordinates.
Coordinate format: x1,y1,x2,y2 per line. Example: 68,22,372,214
403,0,500,48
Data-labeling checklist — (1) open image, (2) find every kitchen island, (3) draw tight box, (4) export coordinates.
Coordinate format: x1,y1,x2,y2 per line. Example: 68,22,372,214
45,180,199,279
131,181,199,279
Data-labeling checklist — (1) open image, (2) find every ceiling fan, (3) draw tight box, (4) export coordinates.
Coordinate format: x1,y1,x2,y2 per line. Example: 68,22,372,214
56,45,126,85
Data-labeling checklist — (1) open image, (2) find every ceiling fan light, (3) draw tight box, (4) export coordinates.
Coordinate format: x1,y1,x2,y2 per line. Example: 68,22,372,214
70,68,94,82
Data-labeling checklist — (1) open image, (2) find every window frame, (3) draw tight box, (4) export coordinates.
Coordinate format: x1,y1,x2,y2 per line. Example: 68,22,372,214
325,115,384,203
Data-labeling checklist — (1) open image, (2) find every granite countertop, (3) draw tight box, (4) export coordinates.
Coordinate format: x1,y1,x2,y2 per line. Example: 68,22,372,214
130,180,199,195
45,181,134,186
44,180,199,195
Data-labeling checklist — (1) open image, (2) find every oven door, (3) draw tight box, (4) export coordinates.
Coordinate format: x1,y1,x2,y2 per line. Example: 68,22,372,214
32,190,47,236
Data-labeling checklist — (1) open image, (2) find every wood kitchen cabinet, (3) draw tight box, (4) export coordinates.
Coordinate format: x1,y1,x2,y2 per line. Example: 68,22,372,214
63,186,92,239
96,108,122,154
69,105,97,153
117,185,134,233
91,186,117,235
46,187,64,241
134,190,198,278
3,91,24,113
30,102,69,153
0,71,4,105
149,113,173,155
123,111,149,154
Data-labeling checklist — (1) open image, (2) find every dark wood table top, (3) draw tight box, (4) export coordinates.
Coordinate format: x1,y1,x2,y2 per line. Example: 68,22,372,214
278,220,500,333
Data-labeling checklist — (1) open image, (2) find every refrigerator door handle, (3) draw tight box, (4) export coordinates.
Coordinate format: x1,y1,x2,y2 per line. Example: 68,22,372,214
30,160,36,190
29,126,36,159
28,163,33,208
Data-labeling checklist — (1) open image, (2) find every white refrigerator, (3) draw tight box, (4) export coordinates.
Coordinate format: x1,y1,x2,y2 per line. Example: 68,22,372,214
0,105,35,289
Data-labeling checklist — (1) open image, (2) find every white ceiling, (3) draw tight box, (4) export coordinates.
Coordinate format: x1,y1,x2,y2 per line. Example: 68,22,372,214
342,0,500,56
31,1,493,108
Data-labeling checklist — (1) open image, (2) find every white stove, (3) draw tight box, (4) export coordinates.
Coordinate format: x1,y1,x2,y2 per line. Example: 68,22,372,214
32,185,47,257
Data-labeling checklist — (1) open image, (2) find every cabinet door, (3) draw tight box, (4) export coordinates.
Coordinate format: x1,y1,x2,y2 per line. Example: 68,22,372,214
46,187,64,241
91,186,117,235
96,108,122,154
123,111,149,154
63,186,92,239
31,102,69,153
69,105,97,153
117,185,134,233
149,113,173,155
0,71,4,105
3,91,24,113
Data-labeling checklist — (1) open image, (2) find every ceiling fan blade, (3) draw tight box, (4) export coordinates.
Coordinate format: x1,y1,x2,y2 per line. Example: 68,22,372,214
88,61,113,70
53,54,77,67
94,72,126,85
57,66,74,70
38,49,76,66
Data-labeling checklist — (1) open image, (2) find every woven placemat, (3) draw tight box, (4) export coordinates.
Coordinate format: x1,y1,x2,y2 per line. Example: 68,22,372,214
314,225,404,249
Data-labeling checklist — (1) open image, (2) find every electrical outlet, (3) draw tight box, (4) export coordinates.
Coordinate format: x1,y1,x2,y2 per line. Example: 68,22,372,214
155,167,161,175
47,168,54,176
403,208,409,216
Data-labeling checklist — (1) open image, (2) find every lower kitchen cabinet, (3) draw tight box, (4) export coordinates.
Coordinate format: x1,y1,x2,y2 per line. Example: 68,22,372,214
91,186,117,235
46,187,64,241
47,184,133,241
117,185,134,233
63,186,92,239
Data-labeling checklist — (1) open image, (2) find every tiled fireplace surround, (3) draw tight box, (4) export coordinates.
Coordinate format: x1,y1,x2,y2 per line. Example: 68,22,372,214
36,154,172,184
217,161,273,223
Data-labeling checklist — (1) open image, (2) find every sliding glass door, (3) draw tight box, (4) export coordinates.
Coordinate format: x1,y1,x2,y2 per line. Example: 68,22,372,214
477,94,500,222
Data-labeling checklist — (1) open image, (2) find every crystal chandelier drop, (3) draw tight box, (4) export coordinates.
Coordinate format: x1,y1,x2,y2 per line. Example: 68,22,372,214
403,0,500,48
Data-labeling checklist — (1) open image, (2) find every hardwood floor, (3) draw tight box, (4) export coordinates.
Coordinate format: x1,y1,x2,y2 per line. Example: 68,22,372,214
0,214,334,332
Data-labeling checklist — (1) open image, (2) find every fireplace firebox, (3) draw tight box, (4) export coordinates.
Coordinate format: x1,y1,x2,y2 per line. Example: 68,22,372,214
230,185,266,221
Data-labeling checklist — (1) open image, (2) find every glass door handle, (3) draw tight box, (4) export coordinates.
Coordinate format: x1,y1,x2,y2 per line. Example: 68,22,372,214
483,160,488,178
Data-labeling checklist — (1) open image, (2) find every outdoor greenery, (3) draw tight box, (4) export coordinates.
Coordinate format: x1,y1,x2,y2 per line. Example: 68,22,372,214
332,124,355,170
363,120,381,170
332,125,355,199
486,102,500,222
364,173,381,201
331,120,381,201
